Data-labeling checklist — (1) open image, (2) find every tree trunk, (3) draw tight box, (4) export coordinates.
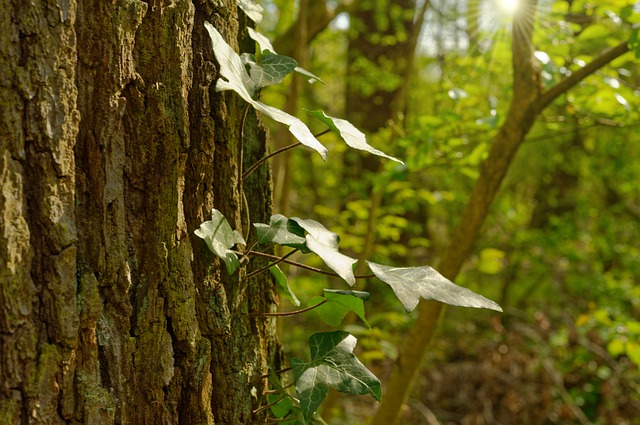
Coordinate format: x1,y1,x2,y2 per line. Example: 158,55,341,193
1,1,280,424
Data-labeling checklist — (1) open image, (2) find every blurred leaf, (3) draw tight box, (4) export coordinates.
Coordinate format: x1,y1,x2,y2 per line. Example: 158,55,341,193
194,209,245,275
607,338,626,357
291,331,381,419
366,261,503,312
627,341,640,367
478,248,506,274
577,24,611,41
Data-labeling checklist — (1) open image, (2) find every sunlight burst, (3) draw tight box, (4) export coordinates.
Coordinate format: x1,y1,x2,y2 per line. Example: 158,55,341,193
497,0,520,17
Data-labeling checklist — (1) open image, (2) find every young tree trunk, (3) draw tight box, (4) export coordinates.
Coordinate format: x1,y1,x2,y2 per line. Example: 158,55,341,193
0,1,280,423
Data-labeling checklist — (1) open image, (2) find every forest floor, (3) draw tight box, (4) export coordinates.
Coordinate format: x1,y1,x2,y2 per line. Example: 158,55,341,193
334,309,640,425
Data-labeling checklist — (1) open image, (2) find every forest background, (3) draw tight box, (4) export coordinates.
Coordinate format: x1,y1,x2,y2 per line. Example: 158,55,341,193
258,0,640,423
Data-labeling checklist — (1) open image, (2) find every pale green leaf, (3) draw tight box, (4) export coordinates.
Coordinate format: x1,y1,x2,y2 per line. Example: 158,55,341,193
291,217,357,285
306,110,403,163
270,265,300,307
310,290,369,327
195,209,245,275
291,331,381,419
237,0,263,23
366,261,502,312
204,21,328,159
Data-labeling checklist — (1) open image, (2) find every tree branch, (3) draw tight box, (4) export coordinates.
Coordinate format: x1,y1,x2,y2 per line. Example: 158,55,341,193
535,41,629,112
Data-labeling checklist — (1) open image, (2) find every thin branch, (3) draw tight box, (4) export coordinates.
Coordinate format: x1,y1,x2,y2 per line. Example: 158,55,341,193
245,249,299,280
253,395,288,414
252,299,328,317
535,41,630,112
242,129,331,181
260,367,292,380
243,142,302,182
242,250,375,279
239,240,260,265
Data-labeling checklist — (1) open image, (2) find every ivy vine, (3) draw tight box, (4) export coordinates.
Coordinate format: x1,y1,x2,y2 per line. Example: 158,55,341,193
197,5,502,422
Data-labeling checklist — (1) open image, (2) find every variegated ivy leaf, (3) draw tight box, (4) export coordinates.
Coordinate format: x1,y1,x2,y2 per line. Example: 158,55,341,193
195,209,245,275
291,217,357,286
237,0,263,23
253,214,307,250
291,331,381,419
204,21,328,159
247,28,325,84
366,261,503,312
307,110,403,163
247,52,298,89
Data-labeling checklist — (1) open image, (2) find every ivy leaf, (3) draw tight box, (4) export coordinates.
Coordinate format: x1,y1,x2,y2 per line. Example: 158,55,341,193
291,217,357,286
268,394,294,418
237,0,263,23
291,331,381,419
270,265,300,307
309,289,370,327
248,52,298,89
254,214,308,249
366,261,502,312
307,110,403,163
195,209,245,275
247,28,325,84
204,21,328,159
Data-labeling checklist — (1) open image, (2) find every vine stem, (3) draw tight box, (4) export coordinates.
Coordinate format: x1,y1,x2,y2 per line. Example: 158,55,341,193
245,249,299,280
241,250,375,279
260,366,292,380
241,128,332,181
252,299,328,317
239,103,252,240
253,394,288,414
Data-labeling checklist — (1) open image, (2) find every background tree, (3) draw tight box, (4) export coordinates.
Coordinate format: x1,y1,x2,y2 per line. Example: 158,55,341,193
257,0,639,423
0,1,280,423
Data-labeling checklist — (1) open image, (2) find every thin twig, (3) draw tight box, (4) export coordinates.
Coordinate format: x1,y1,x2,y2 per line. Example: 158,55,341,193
242,142,302,181
239,240,260,265
241,128,332,181
242,250,375,279
252,299,328,317
253,394,288,414
260,367,293,379
245,249,299,280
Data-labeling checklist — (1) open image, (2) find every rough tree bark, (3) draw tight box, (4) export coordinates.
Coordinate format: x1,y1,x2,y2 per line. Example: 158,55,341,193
1,1,280,424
